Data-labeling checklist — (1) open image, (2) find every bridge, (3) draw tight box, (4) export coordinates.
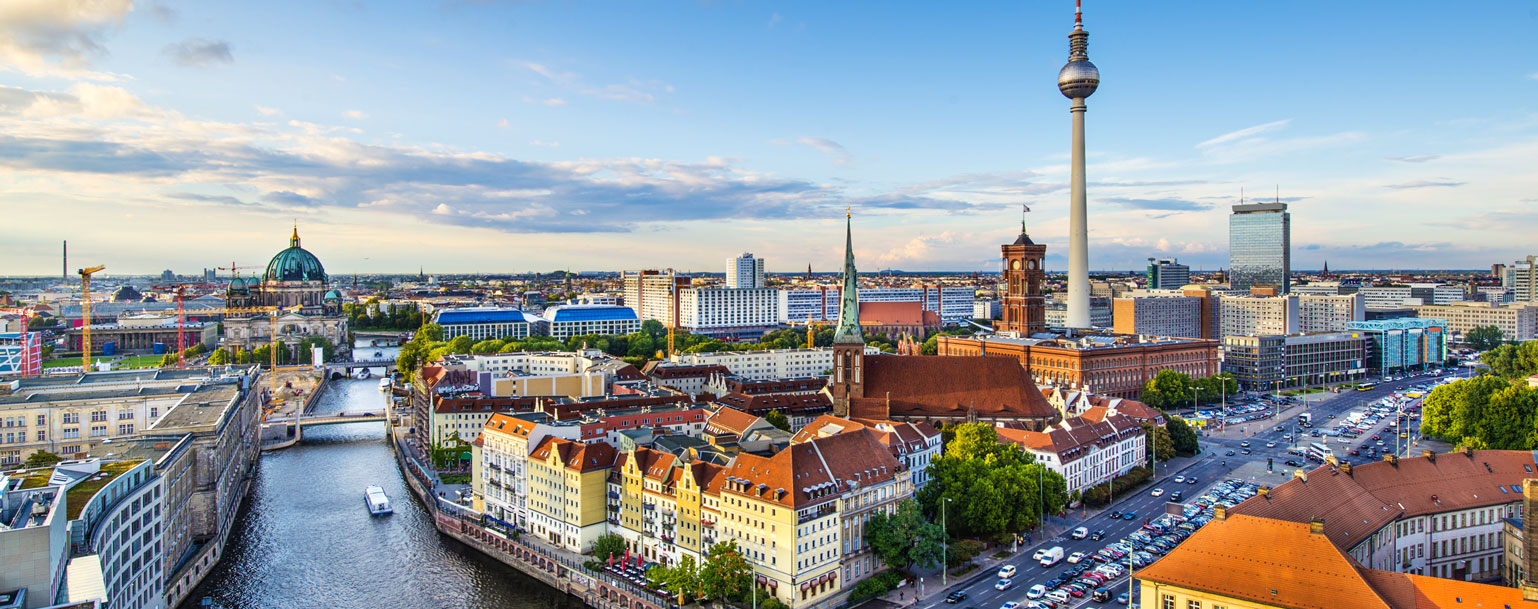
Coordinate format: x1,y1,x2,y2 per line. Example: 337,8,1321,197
325,358,397,373
267,411,394,426
355,331,413,347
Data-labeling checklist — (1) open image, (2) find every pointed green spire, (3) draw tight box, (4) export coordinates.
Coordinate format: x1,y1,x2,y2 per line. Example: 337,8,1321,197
833,211,864,344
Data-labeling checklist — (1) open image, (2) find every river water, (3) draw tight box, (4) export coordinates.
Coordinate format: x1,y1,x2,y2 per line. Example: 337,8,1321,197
184,342,584,609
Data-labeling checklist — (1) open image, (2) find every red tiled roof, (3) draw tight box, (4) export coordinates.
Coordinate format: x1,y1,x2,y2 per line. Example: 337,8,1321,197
705,407,762,436
792,415,938,458
1359,568,1531,608
646,364,732,379
1230,450,1538,550
858,301,924,326
996,412,1141,463
726,377,828,395
849,355,1057,421
530,436,618,472
717,392,832,416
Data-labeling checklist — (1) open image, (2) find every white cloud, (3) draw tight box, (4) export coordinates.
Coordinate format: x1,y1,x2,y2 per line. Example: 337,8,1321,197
497,118,509,128
530,140,560,147
768,12,782,28
432,203,453,215
522,96,567,107
343,109,367,120
0,0,134,80
1197,119,1291,148
521,61,669,105
797,136,852,167
255,105,282,117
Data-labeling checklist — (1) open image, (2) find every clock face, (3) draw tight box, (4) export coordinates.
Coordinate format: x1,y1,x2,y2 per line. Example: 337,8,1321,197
1027,260,1038,270
1011,260,1022,270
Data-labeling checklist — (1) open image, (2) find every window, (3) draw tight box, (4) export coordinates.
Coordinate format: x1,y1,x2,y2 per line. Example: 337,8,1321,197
1161,596,1175,609
91,411,107,422
1187,602,1202,609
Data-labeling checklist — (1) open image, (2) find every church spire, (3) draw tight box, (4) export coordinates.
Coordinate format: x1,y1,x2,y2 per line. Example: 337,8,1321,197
289,221,300,248
832,210,864,344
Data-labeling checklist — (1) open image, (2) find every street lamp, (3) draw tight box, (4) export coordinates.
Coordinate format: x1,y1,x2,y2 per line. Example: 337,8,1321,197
942,497,953,587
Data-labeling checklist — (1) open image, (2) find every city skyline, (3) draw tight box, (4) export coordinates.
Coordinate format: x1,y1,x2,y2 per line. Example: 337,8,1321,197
2,1,1536,276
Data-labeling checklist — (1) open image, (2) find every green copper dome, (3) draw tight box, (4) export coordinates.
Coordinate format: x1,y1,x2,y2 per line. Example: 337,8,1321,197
265,227,327,282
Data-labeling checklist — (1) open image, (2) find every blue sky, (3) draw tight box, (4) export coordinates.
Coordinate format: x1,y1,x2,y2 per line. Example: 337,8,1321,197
1,1,1535,277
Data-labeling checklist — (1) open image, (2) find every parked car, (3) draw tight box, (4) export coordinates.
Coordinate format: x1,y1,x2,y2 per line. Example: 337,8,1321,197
1027,585,1047,599
1067,551,1087,564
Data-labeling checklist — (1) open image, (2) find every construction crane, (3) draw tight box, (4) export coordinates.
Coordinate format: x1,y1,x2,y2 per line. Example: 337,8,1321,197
667,269,678,358
77,265,105,369
217,261,263,281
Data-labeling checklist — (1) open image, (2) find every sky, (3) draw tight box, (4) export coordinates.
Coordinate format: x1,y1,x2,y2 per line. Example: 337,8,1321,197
1,1,1536,278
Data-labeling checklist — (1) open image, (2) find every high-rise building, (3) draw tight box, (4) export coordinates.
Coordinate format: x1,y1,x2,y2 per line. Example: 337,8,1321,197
677,287,780,338
1058,1,1099,328
1218,292,1364,338
725,253,765,289
1146,258,1190,290
1411,301,1538,342
1347,318,1449,373
621,269,690,326
1229,201,1291,294
1112,296,1203,338
1409,283,1465,305
1502,255,1538,302
999,219,1047,335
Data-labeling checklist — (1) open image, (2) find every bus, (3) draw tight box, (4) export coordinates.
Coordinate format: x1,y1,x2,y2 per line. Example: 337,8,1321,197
1307,442,1332,463
1356,383,1377,392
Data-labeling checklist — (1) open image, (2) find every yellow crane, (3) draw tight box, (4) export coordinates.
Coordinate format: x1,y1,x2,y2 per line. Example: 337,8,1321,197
77,265,105,368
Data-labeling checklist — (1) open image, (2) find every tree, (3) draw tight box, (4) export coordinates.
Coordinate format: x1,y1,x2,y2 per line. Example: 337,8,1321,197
910,519,947,569
470,339,506,354
918,423,1068,541
764,410,790,432
1140,369,1194,410
447,335,475,354
1165,415,1200,455
653,555,702,603
699,541,752,602
1421,376,1511,442
25,451,63,467
1142,422,1175,462
867,499,923,569
1466,325,1506,351
591,533,626,562
1482,340,1538,379
418,323,445,343
207,348,231,365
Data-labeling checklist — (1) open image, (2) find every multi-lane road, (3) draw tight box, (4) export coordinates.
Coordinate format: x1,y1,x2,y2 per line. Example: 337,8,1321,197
920,370,1460,609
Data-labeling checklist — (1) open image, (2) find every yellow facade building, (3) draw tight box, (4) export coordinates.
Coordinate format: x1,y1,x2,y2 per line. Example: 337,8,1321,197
525,436,617,553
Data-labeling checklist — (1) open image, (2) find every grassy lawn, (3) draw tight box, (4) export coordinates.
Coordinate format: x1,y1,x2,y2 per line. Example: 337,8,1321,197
41,355,165,370
64,461,141,520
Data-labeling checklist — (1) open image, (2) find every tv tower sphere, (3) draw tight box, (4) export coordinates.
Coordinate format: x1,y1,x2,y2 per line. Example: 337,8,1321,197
1057,58,1099,99
1057,2,1098,100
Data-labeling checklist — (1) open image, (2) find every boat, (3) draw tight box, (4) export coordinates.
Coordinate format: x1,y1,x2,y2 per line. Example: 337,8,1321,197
378,378,391,391
354,368,371,379
365,485,393,515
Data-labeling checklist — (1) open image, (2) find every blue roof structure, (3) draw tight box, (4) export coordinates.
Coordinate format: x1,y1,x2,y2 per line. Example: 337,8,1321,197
435,308,540,325
544,305,639,323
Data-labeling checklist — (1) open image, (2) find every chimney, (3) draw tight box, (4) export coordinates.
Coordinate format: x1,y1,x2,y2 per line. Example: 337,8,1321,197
1524,479,1538,601
1213,506,1228,521
1309,518,1326,535
1294,469,1308,483
1463,445,1474,458
1340,461,1352,475
1422,450,1435,463
1384,453,1398,465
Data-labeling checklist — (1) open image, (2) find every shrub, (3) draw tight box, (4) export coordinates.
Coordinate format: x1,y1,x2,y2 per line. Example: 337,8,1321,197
948,539,986,566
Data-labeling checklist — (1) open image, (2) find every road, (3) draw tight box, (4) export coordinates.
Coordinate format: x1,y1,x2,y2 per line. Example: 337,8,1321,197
921,369,1458,609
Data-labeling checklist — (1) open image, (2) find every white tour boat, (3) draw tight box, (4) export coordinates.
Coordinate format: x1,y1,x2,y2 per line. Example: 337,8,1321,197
365,485,393,515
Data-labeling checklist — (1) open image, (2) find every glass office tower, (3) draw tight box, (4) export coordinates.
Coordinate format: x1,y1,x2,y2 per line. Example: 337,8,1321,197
1229,202,1290,294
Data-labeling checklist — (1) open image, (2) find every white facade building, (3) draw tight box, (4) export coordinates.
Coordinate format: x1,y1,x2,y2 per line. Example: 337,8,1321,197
678,287,780,333
669,347,878,380
1360,286,1418,309
778,286,974,323
998,412,1146,497
725,253,766,289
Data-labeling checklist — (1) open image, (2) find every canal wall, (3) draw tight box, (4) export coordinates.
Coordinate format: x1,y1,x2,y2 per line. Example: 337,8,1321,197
390,431,668,609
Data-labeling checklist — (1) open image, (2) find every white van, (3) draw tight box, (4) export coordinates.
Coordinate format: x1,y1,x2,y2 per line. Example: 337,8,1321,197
1071,526,1090,539
1039,546,1064,567
1044,590,1070,604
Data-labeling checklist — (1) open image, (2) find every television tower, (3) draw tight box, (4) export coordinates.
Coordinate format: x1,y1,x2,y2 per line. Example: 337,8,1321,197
1058,0,1099,329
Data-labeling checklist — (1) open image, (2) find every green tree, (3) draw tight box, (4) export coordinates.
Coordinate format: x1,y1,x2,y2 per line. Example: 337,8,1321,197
764,410,790,432
470,339,506,354
1482,341,1538,379
1142,422,1175,462
1140,369,1195,410
207,348,231,365
1421,376,1511,442
653,555,702,603
160,353,178,367
418,323,445,343
591,533,626,562
447,335,475,354
1165,415,1200,455
25,451,63,467
1466,325,1506,351
699,541,752,602
918,423,1068,541
1474,385,1538,449
910,519,947,569
866,499,923,569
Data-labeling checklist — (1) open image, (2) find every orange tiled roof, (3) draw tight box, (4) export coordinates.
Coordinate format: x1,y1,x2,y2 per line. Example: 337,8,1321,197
1134,514,1393,609
720,428,900,508
705,406,762,436
1359,568,1530,608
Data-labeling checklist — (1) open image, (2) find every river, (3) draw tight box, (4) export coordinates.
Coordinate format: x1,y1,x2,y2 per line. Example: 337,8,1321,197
184,342,584,609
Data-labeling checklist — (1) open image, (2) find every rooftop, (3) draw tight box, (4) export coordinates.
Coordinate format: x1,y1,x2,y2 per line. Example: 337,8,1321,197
435,307,541,325
544,304,639,323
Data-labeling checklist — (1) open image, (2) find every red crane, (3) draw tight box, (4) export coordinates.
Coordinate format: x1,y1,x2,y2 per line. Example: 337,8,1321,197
175,286,188,368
